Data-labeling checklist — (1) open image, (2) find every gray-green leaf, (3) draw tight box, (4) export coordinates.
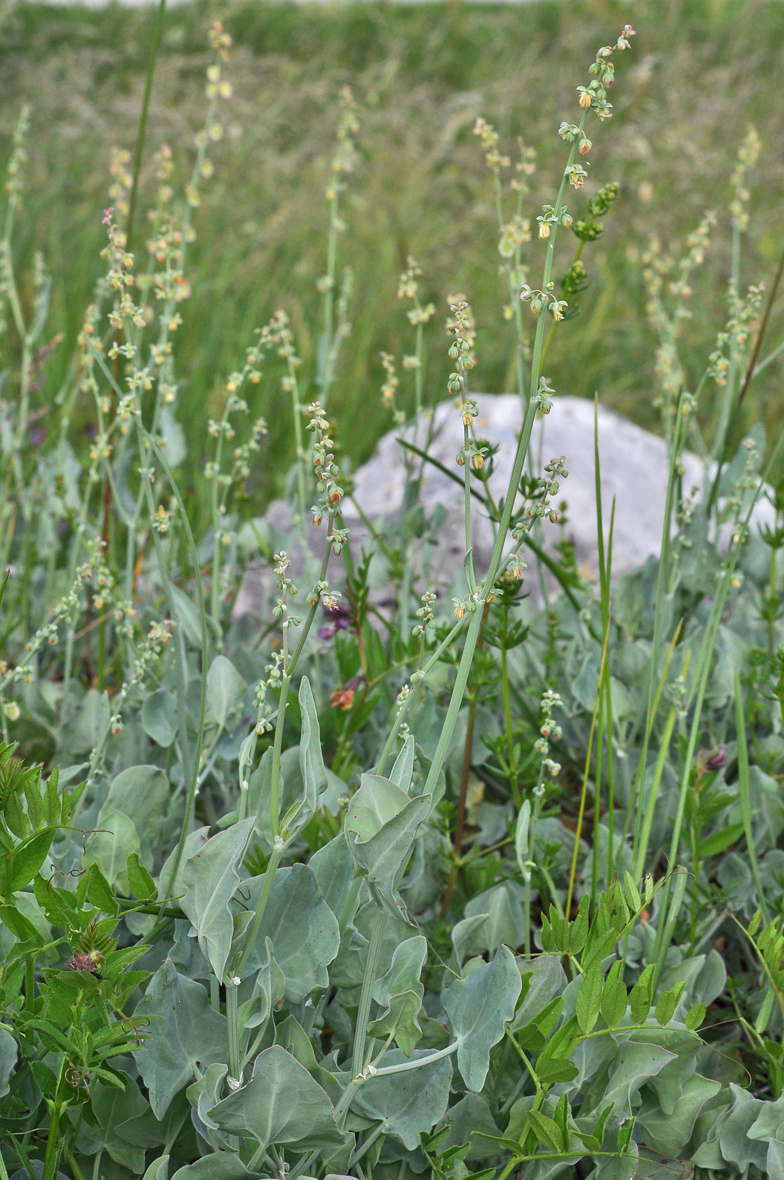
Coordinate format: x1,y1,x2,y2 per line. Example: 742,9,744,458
237,864,340,1000
211,1045,343,1152
368,935,426,1056
84,810,140,894
97,764,170,867
0,1024,17,1098
181,817,253,980
142,689,178,748
344,774,431,917
174,1155,256,1179
442,944,521,1092
134,959,228,1118
352,1048,452,1150
207,655,247,733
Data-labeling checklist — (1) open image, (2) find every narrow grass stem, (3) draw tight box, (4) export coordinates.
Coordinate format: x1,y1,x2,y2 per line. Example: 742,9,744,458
633,704,677,881
627,404,686,862
735,671,770,923
566,614,610,918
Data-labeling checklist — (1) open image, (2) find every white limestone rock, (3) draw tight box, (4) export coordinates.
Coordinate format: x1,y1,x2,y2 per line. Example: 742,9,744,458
235,394,772,618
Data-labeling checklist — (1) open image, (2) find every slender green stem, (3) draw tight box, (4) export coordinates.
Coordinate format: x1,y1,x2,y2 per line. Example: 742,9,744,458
633,705,676,880
42,1057,68,1180
375,615,468,776
267,511,335,835
735,671,769,923
627,404,686,859
462,391,477,593
504,1026,542,1095
422,115,590,803
370,1039,459,1078
233,844,283,980
349,1122,387,1169
351,909,385,1079
226,979,242,1082
151,456,207,847
125,0,167,256
501,643,519,804
566,616,610,918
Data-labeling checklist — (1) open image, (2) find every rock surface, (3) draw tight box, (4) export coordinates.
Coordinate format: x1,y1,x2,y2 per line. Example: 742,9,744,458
235,394,773,617
345,393,702,581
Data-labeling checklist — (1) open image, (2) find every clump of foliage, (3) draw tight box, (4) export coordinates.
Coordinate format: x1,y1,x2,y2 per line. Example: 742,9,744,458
1,16,784,1180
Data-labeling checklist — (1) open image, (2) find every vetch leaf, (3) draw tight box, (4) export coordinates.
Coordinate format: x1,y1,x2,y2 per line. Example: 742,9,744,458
576,965,602,1034
86,863,118,915
536,1059,579,1084
536,1015,579,1073
698,821,744,859
527,1109,563,1153
655,981,686,1027
628,965,654,1026
685,1002,706,1032
9,828,55,892
127,852,157,902
442,944,521,1092
569,895,591,954
0,903,42,944
623,872,641,913
601,960,627,1029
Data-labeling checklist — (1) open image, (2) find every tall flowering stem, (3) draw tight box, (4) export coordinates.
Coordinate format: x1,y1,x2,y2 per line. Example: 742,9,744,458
447,298,479,594
422,24,636,808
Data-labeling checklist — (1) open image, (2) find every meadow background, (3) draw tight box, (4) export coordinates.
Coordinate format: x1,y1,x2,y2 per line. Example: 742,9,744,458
2,0,783,519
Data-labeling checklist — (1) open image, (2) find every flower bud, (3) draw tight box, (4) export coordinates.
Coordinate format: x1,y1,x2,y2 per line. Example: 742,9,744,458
538,222,550,239
579,91,592,108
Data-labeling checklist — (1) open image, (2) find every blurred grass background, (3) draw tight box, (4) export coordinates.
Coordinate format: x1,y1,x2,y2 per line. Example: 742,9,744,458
1,0,783,514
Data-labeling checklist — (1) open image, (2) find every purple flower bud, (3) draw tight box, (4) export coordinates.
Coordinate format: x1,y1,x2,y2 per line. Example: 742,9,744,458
705,747,728,772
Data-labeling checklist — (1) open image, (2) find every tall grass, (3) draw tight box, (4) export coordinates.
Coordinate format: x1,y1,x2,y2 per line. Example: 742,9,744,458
1,0,783,532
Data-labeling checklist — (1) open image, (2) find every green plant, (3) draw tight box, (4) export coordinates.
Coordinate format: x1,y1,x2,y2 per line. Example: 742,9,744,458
2,12,784,1180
